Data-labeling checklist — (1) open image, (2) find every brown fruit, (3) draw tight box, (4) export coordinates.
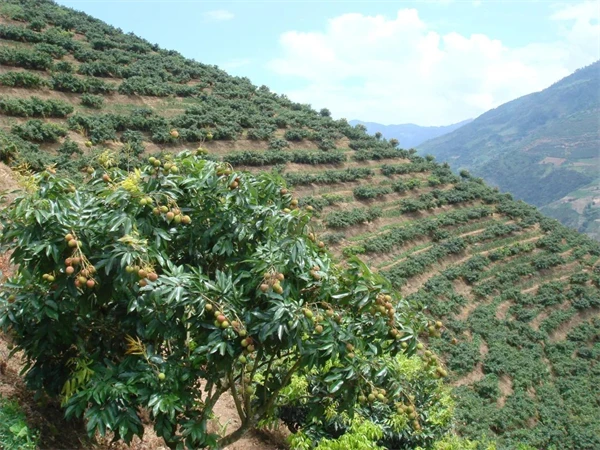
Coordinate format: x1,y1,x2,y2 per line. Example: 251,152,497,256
280,188,288,195
68,239,78,248
74,279,81,288
138,269,148,279
182,215,191,225
259,283,269,292
65,266,75,275
315,325,323,334
65,257,73,266
139,279,148,287
72,257,81,266
166,212,175,222
64,233,74,242
148,272,158,282
318,241,325,248
170,129,179,138
229,181,239,189
217,314,226,323
86,279,95,289
276,273,285,281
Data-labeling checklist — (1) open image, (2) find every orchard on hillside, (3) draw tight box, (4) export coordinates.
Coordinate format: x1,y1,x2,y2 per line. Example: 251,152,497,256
0,151,450,449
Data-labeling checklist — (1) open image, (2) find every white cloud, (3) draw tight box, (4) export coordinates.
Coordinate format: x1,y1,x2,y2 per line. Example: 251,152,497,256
203,9,234,22
267,3,599,125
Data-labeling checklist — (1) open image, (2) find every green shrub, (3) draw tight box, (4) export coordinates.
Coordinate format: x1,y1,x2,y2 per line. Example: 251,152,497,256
12,119,68,143
268,137,290,150
80,93,104,109
326,207,382,228
34,42,67,59
0,48,53,70
353,185,392,200
0,71,47,89
0,398,39,450
0,96,73,117
53,61,75,73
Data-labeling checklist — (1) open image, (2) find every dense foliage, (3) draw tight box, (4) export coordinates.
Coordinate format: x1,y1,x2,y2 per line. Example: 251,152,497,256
0,151,452,449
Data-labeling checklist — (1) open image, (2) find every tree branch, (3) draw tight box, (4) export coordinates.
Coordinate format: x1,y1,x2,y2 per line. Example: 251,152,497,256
228,370,246,422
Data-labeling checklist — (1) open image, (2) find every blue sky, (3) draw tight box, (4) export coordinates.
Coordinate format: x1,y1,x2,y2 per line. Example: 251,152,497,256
55,1,599,126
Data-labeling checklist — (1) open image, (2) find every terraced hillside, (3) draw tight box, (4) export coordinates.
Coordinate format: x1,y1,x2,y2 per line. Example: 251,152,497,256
0,1,599,449
418,61,600,240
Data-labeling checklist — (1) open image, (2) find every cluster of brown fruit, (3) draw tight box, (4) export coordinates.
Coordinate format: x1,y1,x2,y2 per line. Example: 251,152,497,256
125,265,158,287
204,304,245,335
420,349,448,378
396,402,421,430
42,273,56,283
151,205,191,225
306,233,325,249
359,387,389,405
308,265,322,281
260,271,285,294
427,320,444,338
63,234,97,289
229,176,241,190
369,293,407,343
145,156,180,175
214,166,241,189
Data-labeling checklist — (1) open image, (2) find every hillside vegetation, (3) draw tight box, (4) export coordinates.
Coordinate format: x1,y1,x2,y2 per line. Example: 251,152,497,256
418,61,600,240
0,1,599,449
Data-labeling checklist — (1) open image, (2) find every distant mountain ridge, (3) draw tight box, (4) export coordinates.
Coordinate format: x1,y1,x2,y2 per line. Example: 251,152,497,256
349,118,472,149
418,61,600,240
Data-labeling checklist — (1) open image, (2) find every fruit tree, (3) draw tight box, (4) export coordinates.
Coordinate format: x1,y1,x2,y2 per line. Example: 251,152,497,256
0,151,442,449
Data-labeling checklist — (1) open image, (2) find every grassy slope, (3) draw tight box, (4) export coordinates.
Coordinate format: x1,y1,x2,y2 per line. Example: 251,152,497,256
0,1,599,449
418,61,600,239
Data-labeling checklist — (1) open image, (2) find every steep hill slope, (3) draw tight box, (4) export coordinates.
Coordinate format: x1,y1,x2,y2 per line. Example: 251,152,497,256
418,62,600,239
0,1,599,449
349,118,472,149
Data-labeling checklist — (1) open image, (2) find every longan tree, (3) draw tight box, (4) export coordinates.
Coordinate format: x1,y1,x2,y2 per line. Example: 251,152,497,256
0,151,443,449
